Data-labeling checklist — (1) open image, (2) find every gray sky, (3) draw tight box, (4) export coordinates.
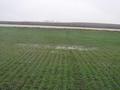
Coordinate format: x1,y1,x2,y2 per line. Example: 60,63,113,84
0,0,120,24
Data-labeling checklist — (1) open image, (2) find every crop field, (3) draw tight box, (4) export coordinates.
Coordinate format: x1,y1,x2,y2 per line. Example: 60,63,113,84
0,27,120,90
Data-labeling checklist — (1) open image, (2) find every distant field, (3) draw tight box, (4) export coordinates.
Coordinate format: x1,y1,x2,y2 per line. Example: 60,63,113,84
0,27,120,90
0,24,120,31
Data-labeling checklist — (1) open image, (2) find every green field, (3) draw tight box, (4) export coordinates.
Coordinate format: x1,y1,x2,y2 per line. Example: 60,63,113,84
0,27,120,90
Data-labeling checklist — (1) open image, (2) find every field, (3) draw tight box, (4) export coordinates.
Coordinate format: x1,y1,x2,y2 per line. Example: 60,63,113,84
0,27,120,90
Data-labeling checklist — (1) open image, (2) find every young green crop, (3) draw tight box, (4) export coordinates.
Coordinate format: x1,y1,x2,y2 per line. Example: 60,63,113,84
0,27,120,90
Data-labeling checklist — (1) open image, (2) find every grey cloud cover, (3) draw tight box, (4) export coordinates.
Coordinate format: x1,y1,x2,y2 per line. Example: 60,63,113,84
0,0,120,24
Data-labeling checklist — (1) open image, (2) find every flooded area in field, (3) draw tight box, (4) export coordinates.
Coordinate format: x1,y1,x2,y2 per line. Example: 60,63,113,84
0,24,120,31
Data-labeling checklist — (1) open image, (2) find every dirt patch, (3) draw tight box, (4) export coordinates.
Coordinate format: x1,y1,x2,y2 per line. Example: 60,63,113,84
16,43,97,51
55,46,97,51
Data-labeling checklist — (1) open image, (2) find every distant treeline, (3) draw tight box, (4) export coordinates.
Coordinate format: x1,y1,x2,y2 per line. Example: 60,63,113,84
0,21,120,29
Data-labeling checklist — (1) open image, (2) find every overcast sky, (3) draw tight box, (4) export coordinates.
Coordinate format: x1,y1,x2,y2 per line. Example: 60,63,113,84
0,0,120,24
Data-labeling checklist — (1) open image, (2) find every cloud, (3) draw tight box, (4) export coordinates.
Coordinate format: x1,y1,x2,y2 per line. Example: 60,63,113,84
0,0,120,24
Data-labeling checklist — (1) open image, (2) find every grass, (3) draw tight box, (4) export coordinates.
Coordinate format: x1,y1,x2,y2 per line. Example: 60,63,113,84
0,27,120,90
